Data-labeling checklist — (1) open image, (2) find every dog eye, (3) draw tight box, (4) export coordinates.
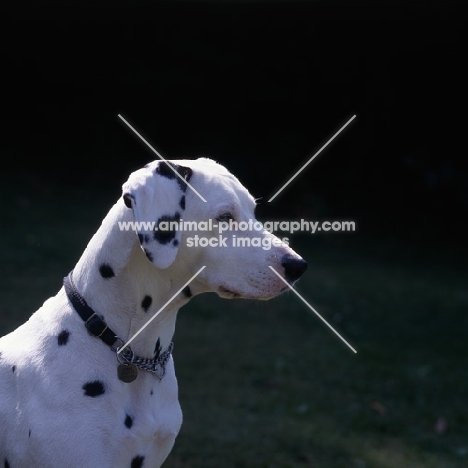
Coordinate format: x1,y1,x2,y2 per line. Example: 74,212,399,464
216,213,234,222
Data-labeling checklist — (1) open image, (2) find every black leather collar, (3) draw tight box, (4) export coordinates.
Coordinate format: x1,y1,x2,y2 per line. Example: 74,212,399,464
63,271,119,349
63,270,174,382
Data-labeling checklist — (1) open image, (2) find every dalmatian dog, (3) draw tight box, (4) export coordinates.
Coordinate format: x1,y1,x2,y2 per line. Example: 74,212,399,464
0,157,307,468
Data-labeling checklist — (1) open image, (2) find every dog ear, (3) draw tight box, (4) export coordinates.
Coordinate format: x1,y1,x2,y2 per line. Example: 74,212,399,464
122,160,192,269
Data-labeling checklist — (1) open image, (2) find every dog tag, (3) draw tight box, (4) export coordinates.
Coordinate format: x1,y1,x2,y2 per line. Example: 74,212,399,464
117,363,138,383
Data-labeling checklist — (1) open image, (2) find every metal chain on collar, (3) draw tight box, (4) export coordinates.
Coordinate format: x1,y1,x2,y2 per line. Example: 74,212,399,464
116,342,174,379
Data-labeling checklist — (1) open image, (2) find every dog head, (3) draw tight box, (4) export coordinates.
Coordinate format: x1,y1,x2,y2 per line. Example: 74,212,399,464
122,157,306,299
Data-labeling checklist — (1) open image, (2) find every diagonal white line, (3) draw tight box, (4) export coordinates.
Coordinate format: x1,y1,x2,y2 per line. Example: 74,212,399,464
117,266,206,354
268,115,356,202
118,114,207,203
269,266,357,353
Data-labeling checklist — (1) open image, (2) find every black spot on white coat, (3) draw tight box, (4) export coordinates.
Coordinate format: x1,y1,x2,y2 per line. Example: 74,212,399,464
154,338,161,359
125,414,133,429
82,380,105,397
99,263,115,279
5,459,11,468
131,455,145,468
155,161,178,179
154,213,180,245
179,195,185,210
175,165,193,191
182,286,192,298
12,365,16,373
57,329,70,346
123,193,134,208
155,162,192,191
141,295,152,312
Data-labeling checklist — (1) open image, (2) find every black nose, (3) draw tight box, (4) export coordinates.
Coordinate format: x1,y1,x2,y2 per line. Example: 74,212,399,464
281,254,307,283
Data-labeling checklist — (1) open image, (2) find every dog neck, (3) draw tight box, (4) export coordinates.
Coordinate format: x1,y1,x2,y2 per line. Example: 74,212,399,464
70,199,193,358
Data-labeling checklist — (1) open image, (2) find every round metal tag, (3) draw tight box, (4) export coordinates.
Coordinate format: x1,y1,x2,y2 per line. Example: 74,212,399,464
117,363,138,383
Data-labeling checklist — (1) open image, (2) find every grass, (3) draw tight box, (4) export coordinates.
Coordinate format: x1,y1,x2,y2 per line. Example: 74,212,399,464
1,181,467,467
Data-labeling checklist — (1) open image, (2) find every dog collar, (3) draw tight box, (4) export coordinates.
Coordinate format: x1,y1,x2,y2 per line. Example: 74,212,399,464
63,271,173,382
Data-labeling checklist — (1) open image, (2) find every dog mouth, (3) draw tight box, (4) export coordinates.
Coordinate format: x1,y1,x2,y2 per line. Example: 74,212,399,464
218,286,242,298
218,285,289,300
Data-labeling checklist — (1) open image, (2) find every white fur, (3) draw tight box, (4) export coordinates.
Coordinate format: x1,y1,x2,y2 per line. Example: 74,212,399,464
0,158,305,467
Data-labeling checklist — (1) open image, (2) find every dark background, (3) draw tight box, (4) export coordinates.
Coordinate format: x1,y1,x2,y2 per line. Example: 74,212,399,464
2,0,466,252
